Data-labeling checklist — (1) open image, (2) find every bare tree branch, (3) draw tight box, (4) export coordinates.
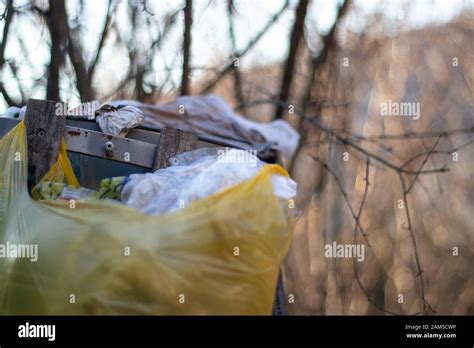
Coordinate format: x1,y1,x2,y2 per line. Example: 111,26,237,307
200,0,289,94
399,171,436,315
88,0,114,80
68,27,92,101
299,0,351,116
311,155,371,246
45,0,69,101
352,159,405,315
405,135,442,194
0,0,13,66
274,0,310,120
227,0,246,115
180,0,193,95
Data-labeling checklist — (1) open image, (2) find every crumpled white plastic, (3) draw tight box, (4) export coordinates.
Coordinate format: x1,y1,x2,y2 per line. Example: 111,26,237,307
110,95,301,157
121,148,297,216
2,106,26,119
95,105,145,137
231,116,301,158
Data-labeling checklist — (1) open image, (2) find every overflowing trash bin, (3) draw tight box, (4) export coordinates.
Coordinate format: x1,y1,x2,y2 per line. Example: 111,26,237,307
0,97,297,315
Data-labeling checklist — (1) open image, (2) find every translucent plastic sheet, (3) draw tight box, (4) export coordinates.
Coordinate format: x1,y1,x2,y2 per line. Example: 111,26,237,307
122,148,297,215
0,122,294,314
111,95,300,157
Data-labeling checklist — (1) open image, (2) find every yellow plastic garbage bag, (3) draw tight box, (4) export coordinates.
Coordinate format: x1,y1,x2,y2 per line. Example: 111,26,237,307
0,121,293,315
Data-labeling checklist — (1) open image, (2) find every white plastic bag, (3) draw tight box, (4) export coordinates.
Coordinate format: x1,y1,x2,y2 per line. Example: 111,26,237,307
121,148,297,216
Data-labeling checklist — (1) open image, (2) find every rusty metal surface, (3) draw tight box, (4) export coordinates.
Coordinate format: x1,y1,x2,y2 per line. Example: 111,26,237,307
64,126,157,169
2,117,275,160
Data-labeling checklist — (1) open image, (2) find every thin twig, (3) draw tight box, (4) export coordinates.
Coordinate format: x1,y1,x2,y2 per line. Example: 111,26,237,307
199,0,289,94
399,172,436,315
310,155,371,247
405,135,442,194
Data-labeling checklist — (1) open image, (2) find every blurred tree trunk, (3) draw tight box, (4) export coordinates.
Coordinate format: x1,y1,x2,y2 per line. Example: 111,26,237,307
300,0,351,119
289,0,351,175
200,1,289,94
69,0,113,101
181,0,193,96
227,0,246,115
46,0,69,101
68,28,93,101
274,0,310,120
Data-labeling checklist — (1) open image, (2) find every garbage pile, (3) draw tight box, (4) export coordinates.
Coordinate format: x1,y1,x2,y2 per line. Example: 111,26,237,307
35,147,296,216
0,116,297,314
